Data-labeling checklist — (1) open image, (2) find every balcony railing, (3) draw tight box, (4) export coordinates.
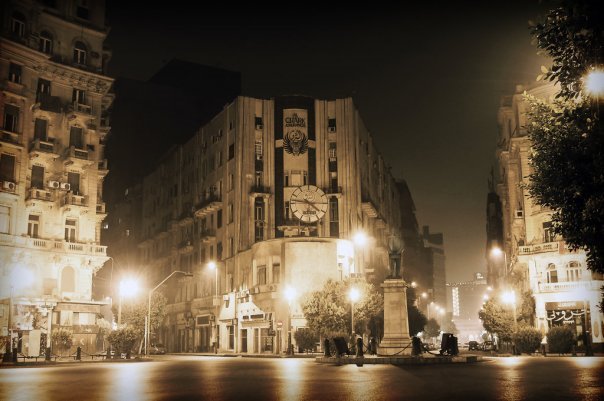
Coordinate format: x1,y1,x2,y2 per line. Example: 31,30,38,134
250,185,270,195
518,241,559,255
61,192,87,208
29,138,58,157
96,202,106,214
194,194,222,217
1,129,22,146
538,280,602,293
37,93,63,113
27,187,54,202
325,185,343,195
72,101,92,115
0,235,106,256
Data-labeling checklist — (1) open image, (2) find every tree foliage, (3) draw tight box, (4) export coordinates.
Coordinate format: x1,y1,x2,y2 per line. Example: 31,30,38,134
423,318,441,339
107,326,138,355
478,298,515,342
527,0,604,277
512,326,542,354
548,325,576,354
406,287,427,336
51,328,73,355
301,279,383,340
115,292,168,343
293,329,319,353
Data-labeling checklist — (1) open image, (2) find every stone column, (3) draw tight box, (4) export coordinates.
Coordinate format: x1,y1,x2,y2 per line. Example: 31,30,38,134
378,279,412,356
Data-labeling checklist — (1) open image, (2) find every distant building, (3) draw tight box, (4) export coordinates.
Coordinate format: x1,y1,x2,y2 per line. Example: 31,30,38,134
133,95,405,353
493,82,603,351
0,0,113,356
447,273,488,343
421,226,447,312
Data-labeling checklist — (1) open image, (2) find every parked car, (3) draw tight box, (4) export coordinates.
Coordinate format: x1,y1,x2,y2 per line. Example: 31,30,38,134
149,344,166,355
468,341,479,351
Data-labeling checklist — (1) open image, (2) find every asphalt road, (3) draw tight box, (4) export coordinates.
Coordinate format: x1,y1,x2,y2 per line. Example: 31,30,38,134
1,355,602,401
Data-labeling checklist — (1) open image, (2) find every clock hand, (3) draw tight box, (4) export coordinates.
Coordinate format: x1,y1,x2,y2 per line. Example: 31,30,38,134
304,199,323,213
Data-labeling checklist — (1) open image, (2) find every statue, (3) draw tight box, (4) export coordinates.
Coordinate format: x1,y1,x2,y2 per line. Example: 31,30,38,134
387,234,403,279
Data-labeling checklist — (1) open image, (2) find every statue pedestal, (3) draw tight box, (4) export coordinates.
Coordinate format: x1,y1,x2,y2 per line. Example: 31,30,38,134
378,279,412,356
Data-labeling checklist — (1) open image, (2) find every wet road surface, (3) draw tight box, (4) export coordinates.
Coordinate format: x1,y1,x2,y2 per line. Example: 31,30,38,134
1,355,602,401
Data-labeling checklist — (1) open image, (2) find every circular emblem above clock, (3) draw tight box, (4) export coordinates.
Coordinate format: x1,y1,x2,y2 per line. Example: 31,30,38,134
290,185,328,223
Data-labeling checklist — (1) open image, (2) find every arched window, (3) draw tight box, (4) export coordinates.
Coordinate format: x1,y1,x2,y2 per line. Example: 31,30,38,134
546,263,558,283
566,261,581,282
11,12,26,37
39,31,53,54
61,266,75,292
73,41,87,65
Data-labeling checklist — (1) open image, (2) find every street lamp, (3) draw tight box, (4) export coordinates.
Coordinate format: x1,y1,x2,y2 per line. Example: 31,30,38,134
584,69,604,97
284,286,297,355
501,290,518,332
118,278,139,325
352,231,368,277
349,287,360,337
208,261,218,297
491,247,509,277
146,271,192,356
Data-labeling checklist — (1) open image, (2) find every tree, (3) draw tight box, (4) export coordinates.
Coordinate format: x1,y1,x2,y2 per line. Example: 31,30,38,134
478,298,514,342
423,319,441,341
107,326,138,357
548,325,576,354
114,292,168,345
301,279,383,340
293,329,319,353
518,291,536,326
51,328,73,355
406,287,427,336
527,0,604,281
512,326,542,354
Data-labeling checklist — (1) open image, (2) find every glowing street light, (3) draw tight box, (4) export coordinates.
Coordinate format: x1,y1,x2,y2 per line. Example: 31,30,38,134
208,261,218,296
501,290,518,332
349,287,361,337
118,278,139,325
285,286,297,355
353,231,368,247
585,69,604,97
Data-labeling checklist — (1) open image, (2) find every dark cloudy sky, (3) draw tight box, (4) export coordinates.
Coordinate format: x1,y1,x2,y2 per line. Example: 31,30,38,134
105,1,549,283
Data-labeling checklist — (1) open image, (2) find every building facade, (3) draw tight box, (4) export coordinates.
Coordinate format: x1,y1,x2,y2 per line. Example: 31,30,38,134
447,272,488,343
493,83,603,350
135,95,404,353
0,0,113,356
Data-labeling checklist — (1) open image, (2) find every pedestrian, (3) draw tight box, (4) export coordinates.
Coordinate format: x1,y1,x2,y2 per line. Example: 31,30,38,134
369,337,377,355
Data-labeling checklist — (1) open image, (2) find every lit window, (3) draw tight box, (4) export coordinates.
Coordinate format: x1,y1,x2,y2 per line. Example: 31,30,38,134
73,41,87,65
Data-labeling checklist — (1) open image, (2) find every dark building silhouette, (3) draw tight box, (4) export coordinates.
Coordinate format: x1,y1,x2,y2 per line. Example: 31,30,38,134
485,173,503,287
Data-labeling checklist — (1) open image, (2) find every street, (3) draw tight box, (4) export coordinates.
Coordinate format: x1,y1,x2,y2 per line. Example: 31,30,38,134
0,355,602,401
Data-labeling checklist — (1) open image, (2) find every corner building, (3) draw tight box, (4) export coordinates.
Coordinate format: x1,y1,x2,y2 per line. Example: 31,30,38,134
494,83,603,351
139,96,402,353
0,0,113,355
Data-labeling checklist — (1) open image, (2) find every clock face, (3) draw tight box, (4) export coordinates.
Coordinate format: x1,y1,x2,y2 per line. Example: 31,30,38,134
290,185,328,223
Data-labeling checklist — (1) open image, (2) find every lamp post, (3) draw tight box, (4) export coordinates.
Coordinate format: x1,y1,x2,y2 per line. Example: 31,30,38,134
146,271,192,356
349,287,360,338
284,286,296,355
118,278,139,326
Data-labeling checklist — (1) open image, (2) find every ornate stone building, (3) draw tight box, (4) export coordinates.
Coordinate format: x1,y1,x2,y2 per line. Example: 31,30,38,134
0,0,113,356
136,95,404,353
493,82,603,351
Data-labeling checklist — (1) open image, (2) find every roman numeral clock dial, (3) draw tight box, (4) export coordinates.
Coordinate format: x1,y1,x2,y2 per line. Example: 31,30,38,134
290,185,328,223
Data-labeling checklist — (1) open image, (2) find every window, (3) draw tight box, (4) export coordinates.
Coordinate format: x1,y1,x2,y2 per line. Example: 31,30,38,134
76,0,90,19
28,215,40,238
228,143,234,160
65,219,77,242
39,31,53,54
8,63,22,84
228,174,234,191
34,119,48,141
72,88,86,104
255,116,263,129
67,172,80,195
31,165,44,189
37,79,51,96
543,221,555,243
328,118,337,131
217,151,222,167
257,265,267,285
3,105,19,132
217,210,222,228
255,140,263,160
284,201,290,220
0,153,16,182
284,171,290,187
254,198,264,221
61,267,75,292
11,12,25,37
0,206,10,234
330,171,338,190
69,126,84,148
566,261,581,282
329,197,339,222
73,41,87,65
546,263,558,284
228,203,233,223
217,242,223,261
229,237,234,256
272,263,280,284
228,325,235,349
328,142,337,160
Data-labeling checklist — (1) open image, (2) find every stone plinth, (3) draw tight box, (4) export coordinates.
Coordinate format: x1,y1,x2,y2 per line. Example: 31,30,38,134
378,279,412,356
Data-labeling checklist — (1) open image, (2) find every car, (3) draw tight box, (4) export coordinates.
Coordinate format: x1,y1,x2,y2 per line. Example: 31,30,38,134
149,344,166,355
468,341,479,351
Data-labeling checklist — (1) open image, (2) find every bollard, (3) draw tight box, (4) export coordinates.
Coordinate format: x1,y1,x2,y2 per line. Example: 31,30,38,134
46,347,51,361
76,346,81,361
412,336,422,356
324,339,331,357
356,337,364,358
106,349,111,359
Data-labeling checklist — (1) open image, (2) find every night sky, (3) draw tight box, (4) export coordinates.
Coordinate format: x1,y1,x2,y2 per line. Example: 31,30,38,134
104,1,549,283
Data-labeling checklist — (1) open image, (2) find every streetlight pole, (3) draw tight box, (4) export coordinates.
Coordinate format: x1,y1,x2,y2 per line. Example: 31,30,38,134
349,287,360,338
284,286,296,356
146,270,192,356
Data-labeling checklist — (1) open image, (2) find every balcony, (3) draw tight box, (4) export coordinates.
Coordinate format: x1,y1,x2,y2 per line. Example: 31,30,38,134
9,236,107,256
518,241,559,255
538,280,602,293
71,101,92,116
60,192,87,210
37,93,63,113
29,139,60,161
361,199,379,218
3,79,26,97
26,187,54,203
0,129,22,148
178,239,194,254
194,194,222,218
96,202,106,214
200,229,216,243
97,159,108,177
63,146,94,168
250,185,271,197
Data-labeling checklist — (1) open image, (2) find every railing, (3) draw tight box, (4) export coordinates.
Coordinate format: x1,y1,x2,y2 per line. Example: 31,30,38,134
98,159,108,170
325,186,342,194
29,138,56,154
538,280,602,293
96,203,106,214
0,235,107,255
37,93,63,113
0,129,22,146
27,187,54,202
194,195,222,217
61,193,87,207
73,101,92,115
63,146,89,161
518,242,559,255
250,185,270,194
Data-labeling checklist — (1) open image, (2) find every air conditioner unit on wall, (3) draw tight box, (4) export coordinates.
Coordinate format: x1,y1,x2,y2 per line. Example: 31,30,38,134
60,182,71,191
2,181,16,191
48,180,60,189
